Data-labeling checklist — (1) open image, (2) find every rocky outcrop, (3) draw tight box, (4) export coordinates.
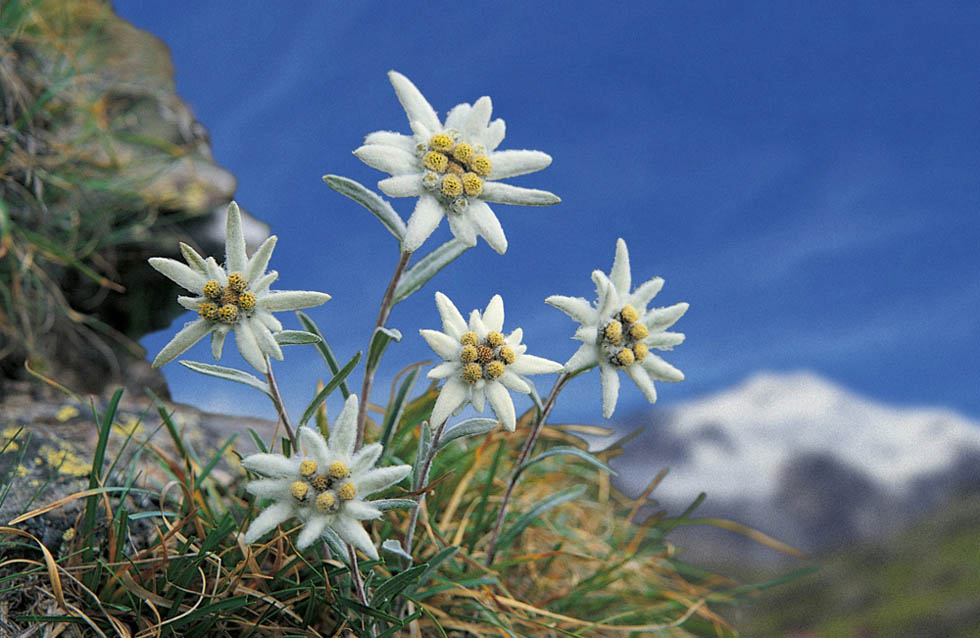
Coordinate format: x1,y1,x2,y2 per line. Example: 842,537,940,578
0,0,251,397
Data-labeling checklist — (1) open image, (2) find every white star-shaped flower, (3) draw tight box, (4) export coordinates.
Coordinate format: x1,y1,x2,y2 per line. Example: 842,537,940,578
354,71,560,255
148,201,330,373
241,394,411,559
421,292,562,431
546,238,688,419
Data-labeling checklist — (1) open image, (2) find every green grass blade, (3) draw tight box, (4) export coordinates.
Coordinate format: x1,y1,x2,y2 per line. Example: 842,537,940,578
298,350,362,426
496,485,587,552
379,366,420,452
296,310,352,399
516,446,616,479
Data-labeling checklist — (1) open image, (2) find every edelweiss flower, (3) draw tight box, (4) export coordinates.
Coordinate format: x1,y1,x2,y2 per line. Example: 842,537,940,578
149,201,330,373
546,238,688,418
354,71,560,255
421,292,562,431
241,394,411,559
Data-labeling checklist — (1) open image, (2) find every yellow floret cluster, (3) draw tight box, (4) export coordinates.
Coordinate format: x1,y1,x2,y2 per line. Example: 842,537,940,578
287,459,357,513
197,272,254,324
458,330,514,383
602,304,649,367
419,133,493,211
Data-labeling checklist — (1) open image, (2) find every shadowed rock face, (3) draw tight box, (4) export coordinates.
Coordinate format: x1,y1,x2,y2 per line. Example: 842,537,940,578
0,0,251,397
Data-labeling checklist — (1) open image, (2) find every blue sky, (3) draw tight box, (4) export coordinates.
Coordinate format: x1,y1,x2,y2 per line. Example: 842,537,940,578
118,2,980,425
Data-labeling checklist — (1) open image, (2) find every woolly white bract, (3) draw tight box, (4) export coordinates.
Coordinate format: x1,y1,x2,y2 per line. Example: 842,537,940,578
546,238,688,418
354,71,560,255
241,394,411,559
421,292,562,432
148,201,330,372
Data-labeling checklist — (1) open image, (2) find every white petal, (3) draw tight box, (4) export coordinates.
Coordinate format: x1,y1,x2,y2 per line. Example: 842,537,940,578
357,464,411,497
485,381,516,432
629,277,665,310
211,329,227,360
600,364,621,419
484,118,506,151
249,317,283,361
463,96,492,141
235,321,268,372
573,324,598,343
252,271,278,294
562,343,599,373
483,295,504,333
444,102,471,131
644,302,689,331
388,70,441,133
420,329,459,360
152,319,211,367
343,501,382,521
592,272,621,319
499,370,530,394
354,144,419,176
610,238,631,297
244,501,293,544
545,295,595,324
329,394,360,460
255,310,283,333
467,200,507,254
428,361,459,380
489,150,552,180
447,212,477,247
435,291,467,339
179,242,208,273
148,257,207,293
471,385,486,412
224,202,248,273
245,478,291,499
204,257,225,283
625,364,658,404
640,354,685,382
177,295,200,311
350,443,383,475
509,354,563,376
645,331,686,350
410,120,432,140
296,515,330,549
299,426,330,464
378,174,422,198
431,376,468,427
242,453,298,478
467,311,488,338
331,515,378,560
403,195,445,253
506,327,523,346
245,236,277,283
480,182,561,206
364,130,416,152
258,290,331,312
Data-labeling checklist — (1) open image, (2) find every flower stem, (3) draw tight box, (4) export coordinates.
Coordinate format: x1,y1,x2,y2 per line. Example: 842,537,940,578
403,418,449,556
355,250,412,451
484,372,571,566
265,358,297,451
348,544,369,607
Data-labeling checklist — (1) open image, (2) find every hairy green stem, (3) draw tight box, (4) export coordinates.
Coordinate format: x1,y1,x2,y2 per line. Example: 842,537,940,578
355,249,412,451
484,372,571,566
265,357,297,451
403,418,449,555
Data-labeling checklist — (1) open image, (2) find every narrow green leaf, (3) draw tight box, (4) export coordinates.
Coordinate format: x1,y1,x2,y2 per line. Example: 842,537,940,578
82,389,122,577
516,446,616,479
392,238,469,304
379,367,420,452
437,418,498,449
413,420,433,489
323,174,406,241
274,329,322,345
371,564,428,608
414,545,459,588
373,498,417,511
367,326,402,372
196,434,238,484
298,351,362,426
296,310,351,399
381,539,413,561
246,427,268,454
497,485,587,550
177,360,271,397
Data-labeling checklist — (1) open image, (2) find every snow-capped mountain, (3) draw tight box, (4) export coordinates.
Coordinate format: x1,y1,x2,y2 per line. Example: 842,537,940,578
609,371,980,558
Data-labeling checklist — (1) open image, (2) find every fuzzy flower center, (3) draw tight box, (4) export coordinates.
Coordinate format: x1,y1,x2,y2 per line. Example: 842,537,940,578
197,273,254,324
417,132,492,214
288,459,355,513
600,304,649,367
458,330,513,383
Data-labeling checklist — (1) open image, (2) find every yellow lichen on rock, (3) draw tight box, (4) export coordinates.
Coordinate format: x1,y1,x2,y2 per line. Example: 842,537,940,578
37,444,92,477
